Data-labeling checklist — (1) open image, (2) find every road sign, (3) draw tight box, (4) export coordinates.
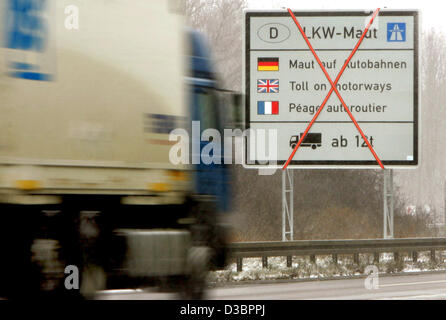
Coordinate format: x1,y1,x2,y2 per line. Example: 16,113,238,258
244,10,419,168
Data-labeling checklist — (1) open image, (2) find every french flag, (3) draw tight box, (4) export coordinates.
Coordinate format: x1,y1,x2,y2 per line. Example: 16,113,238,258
257,101,279,115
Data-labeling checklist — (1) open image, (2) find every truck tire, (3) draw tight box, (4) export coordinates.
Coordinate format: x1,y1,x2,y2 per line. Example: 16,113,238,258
179,246,211,299
80,264,106,298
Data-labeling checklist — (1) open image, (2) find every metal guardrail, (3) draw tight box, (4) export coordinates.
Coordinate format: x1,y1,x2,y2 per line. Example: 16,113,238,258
228,238,446,271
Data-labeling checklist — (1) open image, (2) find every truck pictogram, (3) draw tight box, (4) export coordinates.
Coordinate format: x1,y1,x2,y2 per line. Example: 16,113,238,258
290,133,322,150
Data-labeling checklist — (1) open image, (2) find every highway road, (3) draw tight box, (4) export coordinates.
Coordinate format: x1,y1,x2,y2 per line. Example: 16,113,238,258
96,272,446,300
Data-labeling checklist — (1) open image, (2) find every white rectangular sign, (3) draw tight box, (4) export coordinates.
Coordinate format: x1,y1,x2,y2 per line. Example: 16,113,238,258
244,10,419,168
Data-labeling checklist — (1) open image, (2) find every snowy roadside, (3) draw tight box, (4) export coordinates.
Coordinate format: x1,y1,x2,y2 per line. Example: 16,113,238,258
208,251,446,284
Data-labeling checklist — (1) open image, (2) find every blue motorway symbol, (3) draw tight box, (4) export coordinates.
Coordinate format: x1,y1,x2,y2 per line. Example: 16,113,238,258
387,23,406,42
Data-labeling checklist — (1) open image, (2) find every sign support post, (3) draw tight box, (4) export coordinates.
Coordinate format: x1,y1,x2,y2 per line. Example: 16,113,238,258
383,169,394,238
282,169,294,241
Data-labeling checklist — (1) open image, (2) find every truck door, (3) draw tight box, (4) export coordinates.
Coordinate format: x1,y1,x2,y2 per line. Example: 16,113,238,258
191,86,229,212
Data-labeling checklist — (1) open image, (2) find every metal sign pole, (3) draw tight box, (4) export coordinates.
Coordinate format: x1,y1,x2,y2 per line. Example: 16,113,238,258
383,169,394,238
282,169,294,241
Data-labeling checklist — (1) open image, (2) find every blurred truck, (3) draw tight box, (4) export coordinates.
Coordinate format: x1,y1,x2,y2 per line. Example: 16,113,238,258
0,0,235,299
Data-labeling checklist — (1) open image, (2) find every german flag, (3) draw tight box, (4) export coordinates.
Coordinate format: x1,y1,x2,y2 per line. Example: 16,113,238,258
257,57,279,71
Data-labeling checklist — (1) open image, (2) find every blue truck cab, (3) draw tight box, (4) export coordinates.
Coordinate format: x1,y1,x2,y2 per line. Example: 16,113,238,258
187,30,231,213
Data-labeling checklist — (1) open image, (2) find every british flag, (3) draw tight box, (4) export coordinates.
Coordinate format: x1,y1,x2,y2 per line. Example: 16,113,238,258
257,79,279,93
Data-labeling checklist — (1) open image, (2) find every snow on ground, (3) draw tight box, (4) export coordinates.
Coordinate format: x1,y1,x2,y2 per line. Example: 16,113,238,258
209,251,446,283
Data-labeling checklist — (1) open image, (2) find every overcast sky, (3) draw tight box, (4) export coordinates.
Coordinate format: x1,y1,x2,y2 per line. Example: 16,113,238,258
247,0,446,32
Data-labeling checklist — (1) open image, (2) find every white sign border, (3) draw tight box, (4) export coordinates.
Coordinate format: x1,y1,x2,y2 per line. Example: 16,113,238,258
242,9,420,169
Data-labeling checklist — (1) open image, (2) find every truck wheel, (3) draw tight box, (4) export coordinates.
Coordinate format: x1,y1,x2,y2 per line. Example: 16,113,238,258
179,246,211,300
77,210,107,299
30,238,65,295
312,144,317,149
291,143,296,149
80,264,106,299
1,206,66,299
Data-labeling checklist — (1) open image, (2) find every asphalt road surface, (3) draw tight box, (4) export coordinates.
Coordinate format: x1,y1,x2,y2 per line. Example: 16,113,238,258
96,272,446,300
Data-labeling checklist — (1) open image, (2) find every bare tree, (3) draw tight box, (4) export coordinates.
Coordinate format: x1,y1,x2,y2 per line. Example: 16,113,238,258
395,29,446,224
184,0,246,91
